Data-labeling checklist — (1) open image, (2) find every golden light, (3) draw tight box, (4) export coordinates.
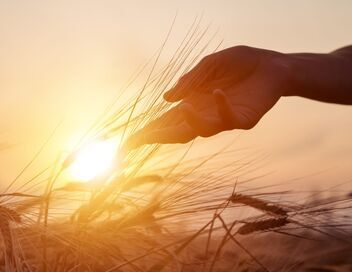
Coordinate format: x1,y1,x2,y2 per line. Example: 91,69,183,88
69,140,117,182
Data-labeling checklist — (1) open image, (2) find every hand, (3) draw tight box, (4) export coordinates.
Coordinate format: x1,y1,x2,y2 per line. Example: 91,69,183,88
127,46,293,149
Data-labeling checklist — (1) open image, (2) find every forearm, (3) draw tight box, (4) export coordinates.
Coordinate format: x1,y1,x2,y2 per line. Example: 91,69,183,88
284,46,352,105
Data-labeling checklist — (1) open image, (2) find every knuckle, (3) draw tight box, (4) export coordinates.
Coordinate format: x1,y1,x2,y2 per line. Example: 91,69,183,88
242,121,256,130
242,116,260,129
199,131,213,137
232,45,252,55
197,124,214,137
199,54,214,66
223,119,236,130
179,137,190,144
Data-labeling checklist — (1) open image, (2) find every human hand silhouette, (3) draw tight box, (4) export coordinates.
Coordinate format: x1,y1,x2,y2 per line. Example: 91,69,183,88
127,44,352,149
127,46,292,148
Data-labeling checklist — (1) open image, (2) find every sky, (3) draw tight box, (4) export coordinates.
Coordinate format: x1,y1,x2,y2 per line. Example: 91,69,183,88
0,0,352,192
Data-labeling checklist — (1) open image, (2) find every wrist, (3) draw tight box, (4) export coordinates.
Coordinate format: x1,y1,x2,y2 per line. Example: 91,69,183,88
267,46,352,104
282,52,337,98
280,53,313,97
264,52,299,97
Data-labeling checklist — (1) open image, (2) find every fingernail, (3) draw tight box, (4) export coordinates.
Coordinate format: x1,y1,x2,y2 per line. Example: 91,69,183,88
212,89,224,96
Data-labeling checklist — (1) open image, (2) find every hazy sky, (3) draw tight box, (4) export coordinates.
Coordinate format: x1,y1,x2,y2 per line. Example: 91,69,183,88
1,0,352,191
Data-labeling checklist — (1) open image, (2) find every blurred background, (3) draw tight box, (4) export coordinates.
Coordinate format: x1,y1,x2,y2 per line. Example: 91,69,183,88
0,0,351,192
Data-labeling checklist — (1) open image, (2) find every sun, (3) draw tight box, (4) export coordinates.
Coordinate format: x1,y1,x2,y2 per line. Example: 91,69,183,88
69,140,117,182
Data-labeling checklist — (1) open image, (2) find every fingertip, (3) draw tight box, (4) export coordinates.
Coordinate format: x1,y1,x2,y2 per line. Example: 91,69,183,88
213,89,229,108
124,130,151,151
212,88,223,95
123,136,139,151
212,89,225,99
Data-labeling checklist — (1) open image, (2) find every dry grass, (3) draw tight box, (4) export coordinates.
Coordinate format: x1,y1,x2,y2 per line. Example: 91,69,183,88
0,19,351,271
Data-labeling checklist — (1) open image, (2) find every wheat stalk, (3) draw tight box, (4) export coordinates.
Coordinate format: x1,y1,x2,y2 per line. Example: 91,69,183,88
238,217,289,235
230,193,288,216
0,206,21,270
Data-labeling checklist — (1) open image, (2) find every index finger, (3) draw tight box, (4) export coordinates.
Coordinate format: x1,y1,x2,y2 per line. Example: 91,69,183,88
125,122,196,150
164,55,215,102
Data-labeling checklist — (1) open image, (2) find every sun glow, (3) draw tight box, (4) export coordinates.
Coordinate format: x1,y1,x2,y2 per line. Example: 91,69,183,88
69,140,117,182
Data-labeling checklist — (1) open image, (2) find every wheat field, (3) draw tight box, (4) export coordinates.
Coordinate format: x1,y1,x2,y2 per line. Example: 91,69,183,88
0,19,351,272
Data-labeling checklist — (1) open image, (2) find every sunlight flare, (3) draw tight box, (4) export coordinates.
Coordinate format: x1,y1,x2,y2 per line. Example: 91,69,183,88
69,140,117,182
